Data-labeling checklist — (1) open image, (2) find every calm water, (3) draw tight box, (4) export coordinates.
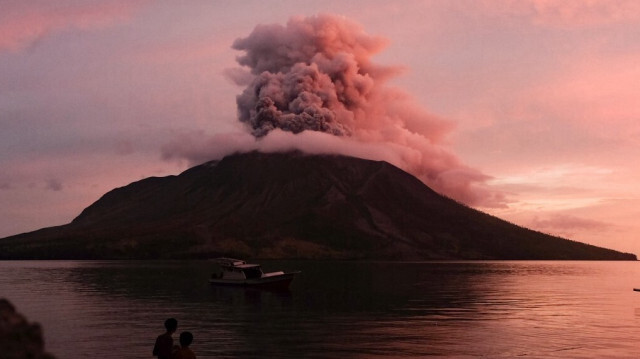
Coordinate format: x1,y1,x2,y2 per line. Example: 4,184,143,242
1,260,640,358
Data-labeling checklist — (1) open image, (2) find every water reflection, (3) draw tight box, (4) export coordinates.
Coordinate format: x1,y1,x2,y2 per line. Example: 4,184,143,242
1,260,639,358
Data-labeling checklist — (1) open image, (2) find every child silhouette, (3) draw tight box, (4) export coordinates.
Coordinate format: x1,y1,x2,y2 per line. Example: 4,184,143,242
172,331,196,359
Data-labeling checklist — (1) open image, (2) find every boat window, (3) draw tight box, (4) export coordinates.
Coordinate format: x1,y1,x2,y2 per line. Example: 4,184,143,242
243,267,262,279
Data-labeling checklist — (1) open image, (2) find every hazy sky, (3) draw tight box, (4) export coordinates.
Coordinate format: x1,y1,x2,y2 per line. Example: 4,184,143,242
2,0,640,255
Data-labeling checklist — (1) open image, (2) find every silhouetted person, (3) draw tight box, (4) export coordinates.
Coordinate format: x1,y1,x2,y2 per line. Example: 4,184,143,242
153,318,178,359
172,331,196,359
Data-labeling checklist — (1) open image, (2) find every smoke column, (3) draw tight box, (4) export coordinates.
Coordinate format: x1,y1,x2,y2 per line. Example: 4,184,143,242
232,14,393,138
165,14,504,207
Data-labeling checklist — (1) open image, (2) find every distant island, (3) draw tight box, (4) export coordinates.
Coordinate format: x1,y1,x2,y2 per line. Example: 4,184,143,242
0,152,635,260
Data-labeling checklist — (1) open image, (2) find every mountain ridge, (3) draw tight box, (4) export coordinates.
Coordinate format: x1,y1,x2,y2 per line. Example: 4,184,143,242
0,151,635,260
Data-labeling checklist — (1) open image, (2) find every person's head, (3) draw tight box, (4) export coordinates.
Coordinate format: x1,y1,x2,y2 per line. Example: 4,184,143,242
179,331,193,347
164,318,178,333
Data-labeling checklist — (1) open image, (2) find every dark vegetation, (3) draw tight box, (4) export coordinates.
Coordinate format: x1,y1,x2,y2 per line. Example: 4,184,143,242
0,152,635,260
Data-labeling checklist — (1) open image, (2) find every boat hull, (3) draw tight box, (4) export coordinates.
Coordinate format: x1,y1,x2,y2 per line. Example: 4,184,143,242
209,272,299,290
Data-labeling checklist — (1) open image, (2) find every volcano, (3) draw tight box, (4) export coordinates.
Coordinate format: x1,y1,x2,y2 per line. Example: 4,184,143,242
0,152,635,260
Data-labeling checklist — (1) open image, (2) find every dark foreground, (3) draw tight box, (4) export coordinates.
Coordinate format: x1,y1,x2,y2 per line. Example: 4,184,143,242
0,298,56,359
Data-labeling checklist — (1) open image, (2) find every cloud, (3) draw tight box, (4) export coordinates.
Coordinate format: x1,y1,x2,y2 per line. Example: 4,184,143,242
489,164,614,187
161,130,256,165
231,14,397,138
45,178,63,192
0,0,148,53
477,0,640,28
163,14,505,208
530,214,611,236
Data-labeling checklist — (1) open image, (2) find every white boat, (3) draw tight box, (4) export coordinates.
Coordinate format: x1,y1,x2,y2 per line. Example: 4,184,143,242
209,258,300,290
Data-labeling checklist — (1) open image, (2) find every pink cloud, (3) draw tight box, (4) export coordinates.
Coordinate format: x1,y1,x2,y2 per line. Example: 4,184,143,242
0,0,148,52
478,0,640,28
161,131,257,166
530,214,611,236
45,178,63,192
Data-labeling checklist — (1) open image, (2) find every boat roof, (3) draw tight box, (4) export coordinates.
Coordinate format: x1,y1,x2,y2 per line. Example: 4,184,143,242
213,257,245,265
234,264,261,269
213,257,260,268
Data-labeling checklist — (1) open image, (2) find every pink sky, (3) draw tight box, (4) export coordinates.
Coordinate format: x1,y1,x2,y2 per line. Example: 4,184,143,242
1,0,639,256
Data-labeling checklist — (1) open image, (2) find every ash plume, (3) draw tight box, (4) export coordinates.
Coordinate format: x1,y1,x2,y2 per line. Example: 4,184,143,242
166,14,505,208
232,14,391,138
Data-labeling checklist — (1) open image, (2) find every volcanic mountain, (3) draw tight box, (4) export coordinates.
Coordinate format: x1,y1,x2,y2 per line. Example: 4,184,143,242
0,152,635,260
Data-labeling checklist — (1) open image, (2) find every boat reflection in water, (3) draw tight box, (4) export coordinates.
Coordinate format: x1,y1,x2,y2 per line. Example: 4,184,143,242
209,258,300,290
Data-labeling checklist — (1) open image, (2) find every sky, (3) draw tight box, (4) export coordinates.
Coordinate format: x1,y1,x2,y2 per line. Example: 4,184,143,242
1,0,639,256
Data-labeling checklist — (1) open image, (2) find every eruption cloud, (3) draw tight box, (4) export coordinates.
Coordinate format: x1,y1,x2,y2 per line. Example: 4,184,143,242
165,14,505,208
232,15,391,138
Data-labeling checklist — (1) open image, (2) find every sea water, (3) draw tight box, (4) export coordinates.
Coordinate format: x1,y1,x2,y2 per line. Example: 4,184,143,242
1,260,640,358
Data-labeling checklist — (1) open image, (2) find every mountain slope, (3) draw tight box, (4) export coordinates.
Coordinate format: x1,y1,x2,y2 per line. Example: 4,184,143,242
0,152,635,260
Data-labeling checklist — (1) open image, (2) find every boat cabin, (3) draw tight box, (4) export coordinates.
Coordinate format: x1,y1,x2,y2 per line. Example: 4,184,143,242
213,258,265,280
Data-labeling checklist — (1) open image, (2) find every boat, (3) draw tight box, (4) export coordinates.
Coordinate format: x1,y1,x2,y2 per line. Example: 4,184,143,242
209,258,300,290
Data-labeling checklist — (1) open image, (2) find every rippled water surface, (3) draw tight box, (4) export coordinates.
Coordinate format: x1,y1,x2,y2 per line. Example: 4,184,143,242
2,260,640,358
